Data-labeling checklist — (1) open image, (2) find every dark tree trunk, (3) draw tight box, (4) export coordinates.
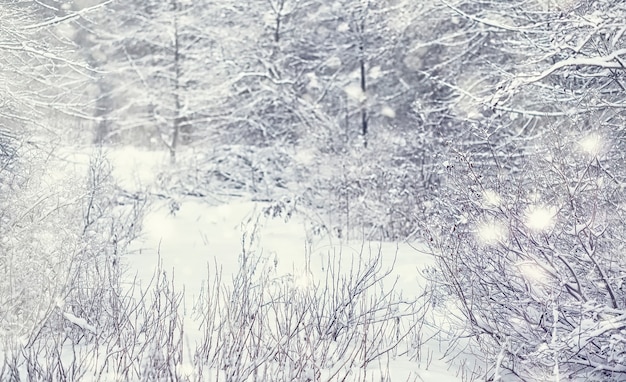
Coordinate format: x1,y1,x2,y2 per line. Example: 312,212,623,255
358,10,368,148
273,0,285,43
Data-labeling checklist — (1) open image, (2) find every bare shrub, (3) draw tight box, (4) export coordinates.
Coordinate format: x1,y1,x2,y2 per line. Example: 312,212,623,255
0,146,146,381
192,223,429,381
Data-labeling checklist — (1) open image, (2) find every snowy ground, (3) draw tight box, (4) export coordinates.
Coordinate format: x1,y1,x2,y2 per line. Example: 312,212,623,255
108,147,471,381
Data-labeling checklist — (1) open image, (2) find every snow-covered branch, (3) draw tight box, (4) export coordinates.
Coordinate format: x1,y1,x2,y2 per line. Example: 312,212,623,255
440,0,531,32
21,0,115,30
62,311,97,334
520,48,626,84
0,42,93,70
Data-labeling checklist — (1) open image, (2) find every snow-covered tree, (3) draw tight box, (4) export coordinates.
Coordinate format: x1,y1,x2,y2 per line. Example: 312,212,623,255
78,0,226,156
0,2,92,136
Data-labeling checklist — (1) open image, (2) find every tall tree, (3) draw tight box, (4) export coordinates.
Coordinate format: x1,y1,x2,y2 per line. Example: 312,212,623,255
83,0,226,158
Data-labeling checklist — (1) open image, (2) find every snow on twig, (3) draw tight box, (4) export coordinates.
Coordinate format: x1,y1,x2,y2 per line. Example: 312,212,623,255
62,311,97,334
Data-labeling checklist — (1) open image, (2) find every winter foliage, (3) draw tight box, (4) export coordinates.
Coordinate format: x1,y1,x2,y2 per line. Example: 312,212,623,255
2,0,626,380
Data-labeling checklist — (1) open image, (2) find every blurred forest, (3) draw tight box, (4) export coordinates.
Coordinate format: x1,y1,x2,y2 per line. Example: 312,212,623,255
2,0,626,380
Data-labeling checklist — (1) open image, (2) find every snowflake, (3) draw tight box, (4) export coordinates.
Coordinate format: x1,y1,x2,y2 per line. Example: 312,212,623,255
579,133,603,157
369,66,382,79
517,261,549,284
344,84,366,102
381,105,396,118
476,219,507,245
482,189,501,208
525,205,556,232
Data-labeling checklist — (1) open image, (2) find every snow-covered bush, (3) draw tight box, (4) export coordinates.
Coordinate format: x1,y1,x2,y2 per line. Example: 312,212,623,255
157,145,302,202
61,150,146,340
426,125,626,380
292,136,435,241
0,144,145,377
415,1,626,379
0,144,83,343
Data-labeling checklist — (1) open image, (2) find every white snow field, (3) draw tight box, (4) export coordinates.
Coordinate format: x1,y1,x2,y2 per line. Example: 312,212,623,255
106,147,474,381
126,199,460,380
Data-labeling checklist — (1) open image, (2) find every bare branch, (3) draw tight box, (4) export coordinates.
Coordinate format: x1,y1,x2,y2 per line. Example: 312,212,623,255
21,0,116,30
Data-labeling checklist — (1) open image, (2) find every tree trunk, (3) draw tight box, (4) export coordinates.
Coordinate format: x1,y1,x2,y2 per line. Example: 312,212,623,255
170,0,182,163
359,42,368,147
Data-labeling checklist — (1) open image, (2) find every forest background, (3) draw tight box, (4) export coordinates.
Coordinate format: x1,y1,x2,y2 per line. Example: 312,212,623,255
1,0,626,380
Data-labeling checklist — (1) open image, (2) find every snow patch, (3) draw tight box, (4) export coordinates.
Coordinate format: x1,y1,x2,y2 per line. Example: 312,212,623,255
325,56,342,69
294,147,317,166
369,65,382,79
63,312,97,334
108,146,168,191
305,72,321,90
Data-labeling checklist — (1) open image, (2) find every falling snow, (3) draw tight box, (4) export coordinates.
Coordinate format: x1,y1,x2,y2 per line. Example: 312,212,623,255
482,189,502,208
344,83,366,102
381,105,396,118
476,219,507,245
516,261,550,285
579,133,604,157
525,205,556,232
4,1,626,380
